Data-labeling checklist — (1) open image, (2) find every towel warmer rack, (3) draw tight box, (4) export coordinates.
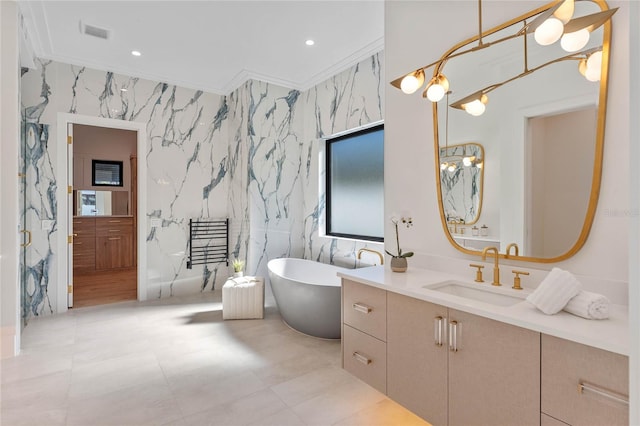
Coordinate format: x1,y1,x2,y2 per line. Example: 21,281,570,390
186,218,229,269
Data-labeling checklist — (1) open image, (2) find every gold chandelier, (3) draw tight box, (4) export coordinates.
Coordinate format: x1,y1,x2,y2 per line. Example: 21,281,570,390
391,0,617,116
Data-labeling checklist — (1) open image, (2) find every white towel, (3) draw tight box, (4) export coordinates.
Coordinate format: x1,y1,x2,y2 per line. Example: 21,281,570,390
526,268,582,315
563,290,610,320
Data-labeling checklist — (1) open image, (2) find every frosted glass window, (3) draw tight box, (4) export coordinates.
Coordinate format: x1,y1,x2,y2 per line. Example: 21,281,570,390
326,124,383,242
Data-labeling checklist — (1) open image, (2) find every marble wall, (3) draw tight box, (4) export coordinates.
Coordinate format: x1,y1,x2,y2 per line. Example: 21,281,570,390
19,52,384,320
21,60,229,318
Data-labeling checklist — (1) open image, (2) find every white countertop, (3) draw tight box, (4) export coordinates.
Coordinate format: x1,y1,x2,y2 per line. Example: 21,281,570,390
337,266,629,356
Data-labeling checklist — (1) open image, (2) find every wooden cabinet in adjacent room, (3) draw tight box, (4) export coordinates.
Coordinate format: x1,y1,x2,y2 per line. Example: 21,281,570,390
95,217,134,270
72,216,136,307
72,217,96,271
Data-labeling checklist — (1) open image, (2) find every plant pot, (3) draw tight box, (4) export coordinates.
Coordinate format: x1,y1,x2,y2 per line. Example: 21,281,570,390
390,257,408,273
233,271,244,278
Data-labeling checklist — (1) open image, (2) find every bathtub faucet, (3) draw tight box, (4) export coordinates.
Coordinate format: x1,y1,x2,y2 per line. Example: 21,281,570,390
357,248,384,266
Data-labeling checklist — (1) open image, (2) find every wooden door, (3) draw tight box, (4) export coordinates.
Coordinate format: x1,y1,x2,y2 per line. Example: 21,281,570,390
447,309,540,426
387,293,448,425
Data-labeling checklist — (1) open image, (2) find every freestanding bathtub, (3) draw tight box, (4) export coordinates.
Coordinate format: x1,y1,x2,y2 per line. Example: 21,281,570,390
267,258,349,339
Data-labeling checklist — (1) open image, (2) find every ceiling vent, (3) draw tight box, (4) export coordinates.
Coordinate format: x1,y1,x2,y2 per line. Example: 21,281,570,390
80,22,110,40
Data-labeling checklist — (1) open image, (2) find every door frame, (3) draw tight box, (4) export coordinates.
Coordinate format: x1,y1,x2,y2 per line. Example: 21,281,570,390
56,113,148,313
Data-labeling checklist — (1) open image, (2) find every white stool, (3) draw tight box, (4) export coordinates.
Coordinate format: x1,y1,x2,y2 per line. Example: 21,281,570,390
222,276,264,320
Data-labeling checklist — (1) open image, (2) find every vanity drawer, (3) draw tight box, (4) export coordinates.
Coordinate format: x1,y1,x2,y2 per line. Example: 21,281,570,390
96,217,133,236
541,334,628,426
343,324,386,393
343,279,386,340
72,217,96,236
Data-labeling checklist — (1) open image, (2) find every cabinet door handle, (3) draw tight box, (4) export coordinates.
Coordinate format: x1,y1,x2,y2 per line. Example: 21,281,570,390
578,382,629,405
108,220,122,223
74,241,83,245
108,237,122,241
449,320,460,352
434,316,444,346
109,229,121,232
352,302,372,314
352,351,372,365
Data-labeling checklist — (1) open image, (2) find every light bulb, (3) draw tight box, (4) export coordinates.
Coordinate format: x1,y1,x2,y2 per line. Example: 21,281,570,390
464,99,486,116
585,66,601,82
425,75,449,102
560,29,590,52
587,51,603,71
534,17,564,46
440,162,447,171
463,156,475,167
426,84,446,102
400,71,424,94
447,163,457,172
475,161,483,169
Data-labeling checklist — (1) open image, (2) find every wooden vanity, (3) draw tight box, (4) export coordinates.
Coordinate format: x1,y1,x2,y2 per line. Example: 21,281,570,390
73,215,136,307
340,269,629,426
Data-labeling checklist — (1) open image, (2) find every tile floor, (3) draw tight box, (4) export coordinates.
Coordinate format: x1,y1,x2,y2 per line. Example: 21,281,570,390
1,292,429,426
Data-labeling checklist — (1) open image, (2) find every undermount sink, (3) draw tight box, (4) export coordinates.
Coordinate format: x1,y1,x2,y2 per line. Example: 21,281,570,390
423,280,526,307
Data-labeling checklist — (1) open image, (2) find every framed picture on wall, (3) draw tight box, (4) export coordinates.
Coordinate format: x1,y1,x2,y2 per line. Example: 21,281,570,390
92,159,123,187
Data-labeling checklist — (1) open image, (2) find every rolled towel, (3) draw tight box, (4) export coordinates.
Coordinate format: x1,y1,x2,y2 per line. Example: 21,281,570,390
563,290,610,320
526,267,582,315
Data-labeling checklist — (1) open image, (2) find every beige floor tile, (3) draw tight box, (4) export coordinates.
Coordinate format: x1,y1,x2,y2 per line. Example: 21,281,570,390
3,292,422,426
245,408,306,426
183,389,287,426
1,370,71,411
170,370,268,416
271,365,354,407
66,378,181,426
0,407,67,426
290,377,387,426
332,398,430,426
69,351,164,400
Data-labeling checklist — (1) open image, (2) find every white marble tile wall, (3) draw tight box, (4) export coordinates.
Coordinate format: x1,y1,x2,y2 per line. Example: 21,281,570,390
20,60,230,319
19,52,384,321
301,53,385,266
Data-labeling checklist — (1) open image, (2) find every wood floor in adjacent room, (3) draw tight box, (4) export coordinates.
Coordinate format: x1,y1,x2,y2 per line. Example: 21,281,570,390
0,292,428,426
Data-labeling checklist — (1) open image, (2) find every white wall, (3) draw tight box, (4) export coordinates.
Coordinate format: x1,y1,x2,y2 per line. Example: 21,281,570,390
385,1,630,289
0,0,21,358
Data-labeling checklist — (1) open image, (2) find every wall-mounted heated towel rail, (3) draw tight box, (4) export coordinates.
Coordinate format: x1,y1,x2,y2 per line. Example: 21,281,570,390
186,218,229,269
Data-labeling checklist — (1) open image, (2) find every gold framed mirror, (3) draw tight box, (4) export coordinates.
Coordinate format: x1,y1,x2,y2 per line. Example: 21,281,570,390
430,0,612,262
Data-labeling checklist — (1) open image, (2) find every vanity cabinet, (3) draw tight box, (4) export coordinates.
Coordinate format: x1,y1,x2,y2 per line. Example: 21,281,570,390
385,292,540,426
343,281,540,425
387,292,448,424
541,334,629,426
342,280,387,393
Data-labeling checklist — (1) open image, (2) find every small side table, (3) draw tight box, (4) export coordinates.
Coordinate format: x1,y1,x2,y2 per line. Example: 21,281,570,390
222,276,265,320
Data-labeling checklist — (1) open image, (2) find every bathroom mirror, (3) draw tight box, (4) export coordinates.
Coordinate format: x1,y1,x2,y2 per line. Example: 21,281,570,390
75,190,129,216
433,0,611,262
440,142,484,226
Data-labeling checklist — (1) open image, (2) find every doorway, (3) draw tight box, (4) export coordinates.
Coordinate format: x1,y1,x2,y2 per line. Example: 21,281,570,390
70,124,138,308
56,113,148,314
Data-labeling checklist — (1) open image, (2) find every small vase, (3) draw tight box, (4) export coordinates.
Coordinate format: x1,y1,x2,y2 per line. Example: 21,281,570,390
390,257,408,273
233,271,244,278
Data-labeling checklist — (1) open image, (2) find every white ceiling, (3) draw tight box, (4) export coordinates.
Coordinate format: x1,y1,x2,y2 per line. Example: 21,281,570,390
19,1,384,95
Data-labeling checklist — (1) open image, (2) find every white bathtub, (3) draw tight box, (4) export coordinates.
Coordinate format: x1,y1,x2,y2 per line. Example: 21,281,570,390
267,258,349,339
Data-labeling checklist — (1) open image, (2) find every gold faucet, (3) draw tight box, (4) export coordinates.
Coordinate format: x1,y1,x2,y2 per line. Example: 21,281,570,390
481,246,501,286
357,248,384,265
505,243,519,258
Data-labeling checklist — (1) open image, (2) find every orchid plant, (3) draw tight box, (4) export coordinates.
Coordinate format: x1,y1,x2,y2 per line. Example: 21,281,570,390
386,216,414,259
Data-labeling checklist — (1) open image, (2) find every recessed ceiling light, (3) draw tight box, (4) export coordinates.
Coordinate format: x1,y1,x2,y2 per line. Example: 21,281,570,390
131,50,141,57
305,39,315,46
